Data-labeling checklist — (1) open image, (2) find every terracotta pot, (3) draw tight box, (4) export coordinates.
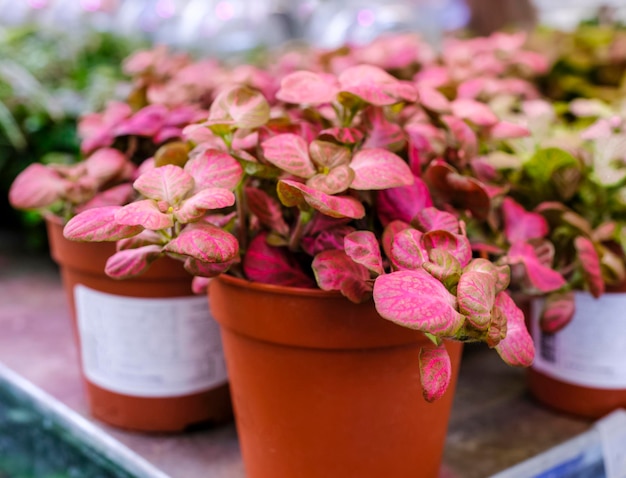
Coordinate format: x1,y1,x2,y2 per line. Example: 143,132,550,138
209,274,462,478
46,220,232,432
527,290,626,419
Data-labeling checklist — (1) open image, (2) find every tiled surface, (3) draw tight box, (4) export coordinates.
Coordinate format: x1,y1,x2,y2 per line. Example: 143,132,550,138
0,232,593,477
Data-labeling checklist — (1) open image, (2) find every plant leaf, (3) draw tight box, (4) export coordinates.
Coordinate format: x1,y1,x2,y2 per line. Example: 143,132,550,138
164,224,239,263
376,177,433,226
373,269,464,336
104,245,163,279
422,230,472,267
185,149,244,190
506,241,566,292
276,70,339,105
451,98,498,126
539,291,576,333
115,200,174,230
494,292,535,367
133,165,194,204
344,231,384,275
64,206,143,242
414,207,460,233
262,133,316,178
309,140,351,168
419,344,452,402
503,197,548,243
390,228,429,270
243,232,315,287
8,163,66,210
184,257,238,278
208,85,270,130
574,236,605,298
457,268,497,330
77,184,135,212
175,188,236,223
312,249,372,302
423,249,462,288
277,180,366,219
338,65,417,106
84,148,129,186
306,164,354,195
245,187,290,236
349,148,414,190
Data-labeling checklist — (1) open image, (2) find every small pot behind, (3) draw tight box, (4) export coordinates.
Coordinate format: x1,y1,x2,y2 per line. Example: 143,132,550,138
47,220,232,432
209,274,462,478
528,291,626,419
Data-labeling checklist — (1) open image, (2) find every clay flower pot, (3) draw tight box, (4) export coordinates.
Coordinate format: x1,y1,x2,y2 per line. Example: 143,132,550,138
528,291,626,419
209,274,463,478
46,220,232,432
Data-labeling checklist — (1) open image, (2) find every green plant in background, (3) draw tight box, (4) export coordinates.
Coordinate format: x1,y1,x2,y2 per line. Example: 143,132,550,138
0,25,145,250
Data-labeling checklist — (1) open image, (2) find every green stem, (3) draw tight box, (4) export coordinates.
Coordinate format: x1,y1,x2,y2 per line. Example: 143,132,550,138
235,183,248,254
288,208,312,252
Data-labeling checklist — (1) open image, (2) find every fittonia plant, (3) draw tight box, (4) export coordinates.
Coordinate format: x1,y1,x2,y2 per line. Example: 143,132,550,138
62,55,539,401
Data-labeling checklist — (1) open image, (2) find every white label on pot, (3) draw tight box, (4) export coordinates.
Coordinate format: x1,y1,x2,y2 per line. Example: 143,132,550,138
531,292,626,389
74,285,228,397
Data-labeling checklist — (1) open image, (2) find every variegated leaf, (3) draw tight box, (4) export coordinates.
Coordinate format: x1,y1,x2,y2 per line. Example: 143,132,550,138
422,230,472,267
344,231,384,275
539,291,576,333
104,245,163,279
309,140,351,168
506,241,566,292
414,207,459,233
261,133,316,178
376,178,433,226
84,148,129,185
574,236,605,298
390,228,428,270
423,249,461,288
350,148,414,190
245,187,290,236
457,268,497,330
164,224,239,263
312,249,373,303
174,188,235,223
184,149,244,190
63,206,143,242
133,165,194,204
373,269,464,336
276,70,340,105
494,291,535,367
306,165,354,195
115,199,174,230
8,163,66,210
503,197,548,243
184,256,238,278
277,180,366,219
419,344,452,402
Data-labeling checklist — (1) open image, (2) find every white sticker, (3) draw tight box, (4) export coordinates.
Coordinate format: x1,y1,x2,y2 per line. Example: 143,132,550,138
597,410,626,478
74,284,228,397
531,292,626,389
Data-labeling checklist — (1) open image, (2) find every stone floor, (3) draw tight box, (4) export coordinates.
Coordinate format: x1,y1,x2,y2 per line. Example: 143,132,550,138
0,231,594,478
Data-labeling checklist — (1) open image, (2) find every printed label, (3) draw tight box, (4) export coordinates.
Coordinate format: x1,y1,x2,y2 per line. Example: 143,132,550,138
531,292,626,389
74,285,227,397
598,410,626,478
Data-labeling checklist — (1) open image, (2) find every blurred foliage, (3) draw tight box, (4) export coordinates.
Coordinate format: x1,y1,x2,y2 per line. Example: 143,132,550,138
0,25,145,251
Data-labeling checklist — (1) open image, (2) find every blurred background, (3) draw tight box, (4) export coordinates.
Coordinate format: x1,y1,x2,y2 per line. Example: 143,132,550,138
1,0,624,250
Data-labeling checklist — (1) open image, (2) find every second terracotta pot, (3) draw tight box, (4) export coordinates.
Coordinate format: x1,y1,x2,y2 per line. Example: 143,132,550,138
47,220,232,432
528,291,626,419
209,274,462,478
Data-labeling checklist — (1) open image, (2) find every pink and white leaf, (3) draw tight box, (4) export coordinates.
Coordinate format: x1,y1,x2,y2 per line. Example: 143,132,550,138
8,163,66,210
539,291,576,333
77,183,135,212
306,165,354,195
350,148,414,190
373,269,464,336
344,231,384,275
175,188,236,223
277,180,366,219
115,199,174,230
184,149,244,190
245,187,290,236
276,70,340,105
63,206,143,242
309,140,351,169
414,207,459,234
312,249,373,303
416,85,450,113
164,224,239,263
423,249,462,286
494,292,535,367
390,228,429,270
419,344,452,402
84,148,129,186
339,65,417,105
261,133,316,178
133,165,194,204
422,230,472,268
574,236,605,298
243,233,315,288
104,245,163,279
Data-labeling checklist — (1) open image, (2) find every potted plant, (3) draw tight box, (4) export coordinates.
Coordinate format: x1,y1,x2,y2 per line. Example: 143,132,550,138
61,31,542,476
6,46,246,433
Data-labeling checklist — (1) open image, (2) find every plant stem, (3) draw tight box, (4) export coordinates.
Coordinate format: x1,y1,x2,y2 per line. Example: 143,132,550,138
288,209,311,252
235,183,248,253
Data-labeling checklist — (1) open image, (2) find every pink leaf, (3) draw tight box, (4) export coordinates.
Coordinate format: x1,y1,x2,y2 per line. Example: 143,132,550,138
309,140,351,168
114,104,167,137
117,229,162,250
361,107,406,151
276,71,340,105
419,344,452,402
164,224,239,263
494,292,535,367
441,115,478,159
376,177,433,226
277,180,366,219
382,220,410,260
414,207,460,233
503,197,548,243
344,231,384,275
539,291,576,333
209,85,270,130
416,86,450,113
306,165,354,195
77,184,135,212
84,148,129,185
261,133,316,178
184,257,238,278
301,224,355,256
338,65,417,106
245,187,290,236
243,233,315,287
574,236,605,298
422,230,472,267
423,249,462,286
192,276,210,295
350,148,413,190
457,269,497,330
104,245,163,279
115,199,174,230
373,269,464,335
312,249,372,303
451,99,498,127
184,149,244,190
175,188,236,223
390,228,429,270
506,241,566,292
63,206,143,241
8,163,66,210
318,127,364,145
489,121,529,139
133,165,194,204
